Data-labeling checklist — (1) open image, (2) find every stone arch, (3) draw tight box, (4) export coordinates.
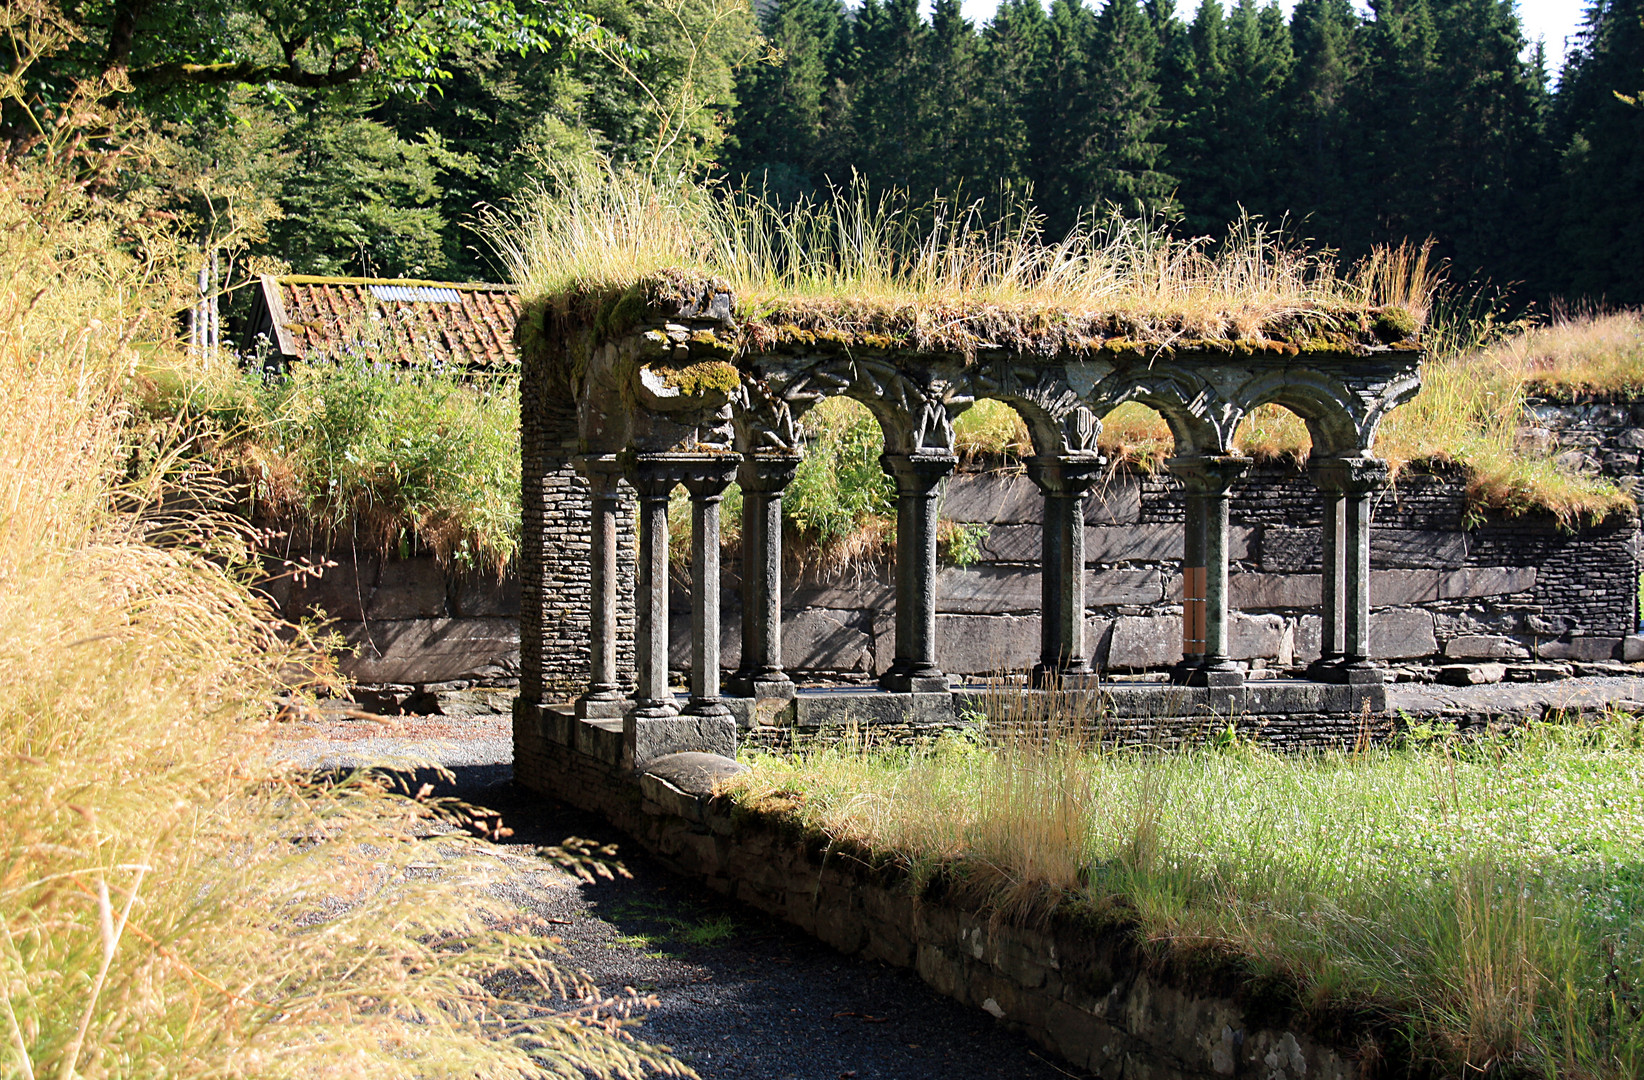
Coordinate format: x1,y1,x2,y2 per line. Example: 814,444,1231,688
1084,365,1229,457
1228,369,1365,458
966,362,1102,459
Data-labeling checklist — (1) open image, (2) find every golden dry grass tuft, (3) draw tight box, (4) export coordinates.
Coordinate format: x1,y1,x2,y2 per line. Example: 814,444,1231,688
0,140,684,1079
495,168,1428,357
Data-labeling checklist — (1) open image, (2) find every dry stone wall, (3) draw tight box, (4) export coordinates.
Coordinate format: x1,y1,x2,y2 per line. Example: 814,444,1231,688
511,726,1382,1079
1523,393,1644,482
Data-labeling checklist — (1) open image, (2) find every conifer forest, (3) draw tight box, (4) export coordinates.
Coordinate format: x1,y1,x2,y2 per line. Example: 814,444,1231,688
14,0,1643,309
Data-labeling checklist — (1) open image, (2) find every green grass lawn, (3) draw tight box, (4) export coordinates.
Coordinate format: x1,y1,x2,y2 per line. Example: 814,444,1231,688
729,716,1644,1078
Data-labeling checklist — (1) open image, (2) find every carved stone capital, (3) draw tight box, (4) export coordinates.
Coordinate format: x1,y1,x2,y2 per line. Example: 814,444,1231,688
738,454,802,494
575,453,625,498
1309,455,1390,495
1168,455,1252,494
1026,454,1107,496
623,451,739,498
879,452,958,495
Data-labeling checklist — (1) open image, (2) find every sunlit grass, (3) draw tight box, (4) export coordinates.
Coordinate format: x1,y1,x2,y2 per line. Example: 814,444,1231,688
495,167,1429,354
0,135,683,1079
729,715,1644,1078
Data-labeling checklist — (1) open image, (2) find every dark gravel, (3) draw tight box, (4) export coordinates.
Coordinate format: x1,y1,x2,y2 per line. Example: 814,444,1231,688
444,769,1082,1080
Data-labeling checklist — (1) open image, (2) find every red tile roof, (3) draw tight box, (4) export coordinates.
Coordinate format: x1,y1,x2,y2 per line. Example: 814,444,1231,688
252,275,521,370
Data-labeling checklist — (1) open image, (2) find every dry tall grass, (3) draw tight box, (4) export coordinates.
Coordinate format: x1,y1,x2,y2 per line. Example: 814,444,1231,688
0,148,683,1079
495,168,1426,353
731,715,1644,1078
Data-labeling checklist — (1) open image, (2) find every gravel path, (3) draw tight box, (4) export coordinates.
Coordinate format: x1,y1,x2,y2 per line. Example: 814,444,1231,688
275,714,1081,1080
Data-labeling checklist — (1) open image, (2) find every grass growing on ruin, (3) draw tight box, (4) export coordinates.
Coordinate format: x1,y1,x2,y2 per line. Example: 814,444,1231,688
497,167,1426,354
729,715,1644,1078
0,101,681,1079
145,355,522,571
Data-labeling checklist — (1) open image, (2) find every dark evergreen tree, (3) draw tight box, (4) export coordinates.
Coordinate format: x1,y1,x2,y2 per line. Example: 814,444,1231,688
1081,0,1174,211
1555,0,1644,302
970,0,1052,195
727,0,848,198
1284,0,1362,236
850,0,930,190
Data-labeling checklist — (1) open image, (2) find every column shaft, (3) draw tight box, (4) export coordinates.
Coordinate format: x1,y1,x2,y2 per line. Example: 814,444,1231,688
1181,490,1207,665
880,454,956,694
729,457,799,698
1028,456,1103,686
632,484,675,717
1169,456,1249,689
683,466,737,716
576,457,626,718
1343,490,1374,664
1309,456,1389,685
1319,494,1345,663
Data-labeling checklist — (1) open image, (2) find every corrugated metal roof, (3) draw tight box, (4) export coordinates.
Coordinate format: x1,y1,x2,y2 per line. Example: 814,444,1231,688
260,275,521,370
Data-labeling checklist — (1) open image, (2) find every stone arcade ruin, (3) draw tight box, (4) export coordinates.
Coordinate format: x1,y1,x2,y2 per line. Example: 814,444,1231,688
515,277,1424,770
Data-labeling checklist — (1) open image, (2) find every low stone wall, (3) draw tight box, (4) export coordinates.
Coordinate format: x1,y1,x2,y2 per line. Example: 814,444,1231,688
1523,392,1644,482
512,715,1378,1079
275,461,1640,700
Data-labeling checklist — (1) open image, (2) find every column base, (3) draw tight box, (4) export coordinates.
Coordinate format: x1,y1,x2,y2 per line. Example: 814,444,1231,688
725,673,797,699
1308,659,1384,686
1167,658,1205,686
1030,663,1101,689
575,693,628,719
630,700,680,720
1184,663,1245,689
683,697,733,718
878,671,951,693
624,713,737,772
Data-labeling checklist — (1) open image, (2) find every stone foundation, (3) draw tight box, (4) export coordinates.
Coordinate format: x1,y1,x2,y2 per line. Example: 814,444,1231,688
511,721,1381,1079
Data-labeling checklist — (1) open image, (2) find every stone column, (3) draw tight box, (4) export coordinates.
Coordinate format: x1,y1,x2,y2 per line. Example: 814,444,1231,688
621,454,739,770
1169,456,1250,688
1308,487,1347,677
1176,487,1208,677
682,462,739,716
1310,456,1389,685
626,461,679,720
879,453,957,693
727,455,801,699
575,455,627,719
1026,456,1105,686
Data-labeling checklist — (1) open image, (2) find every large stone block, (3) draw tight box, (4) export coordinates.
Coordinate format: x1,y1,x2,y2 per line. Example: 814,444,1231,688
1444,634,1531,659
1371,569,1441,605
368,557,449,619
1538,635,1623,662
1370,608,1438,659
1084,479,1142,525
1371,529,1469,570
1438,566,1537,599
786,608,876,672
788,576,895,612
340,617,519,683
451,571,522,617
1231,572,1320,609
1107,614,1182,668
937,565,1040,614
1230,613,1286,659
935,614,1040,674
940,473,1042,524
287,554,379,621
1296,614,1322,662
1087,568,1165,605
